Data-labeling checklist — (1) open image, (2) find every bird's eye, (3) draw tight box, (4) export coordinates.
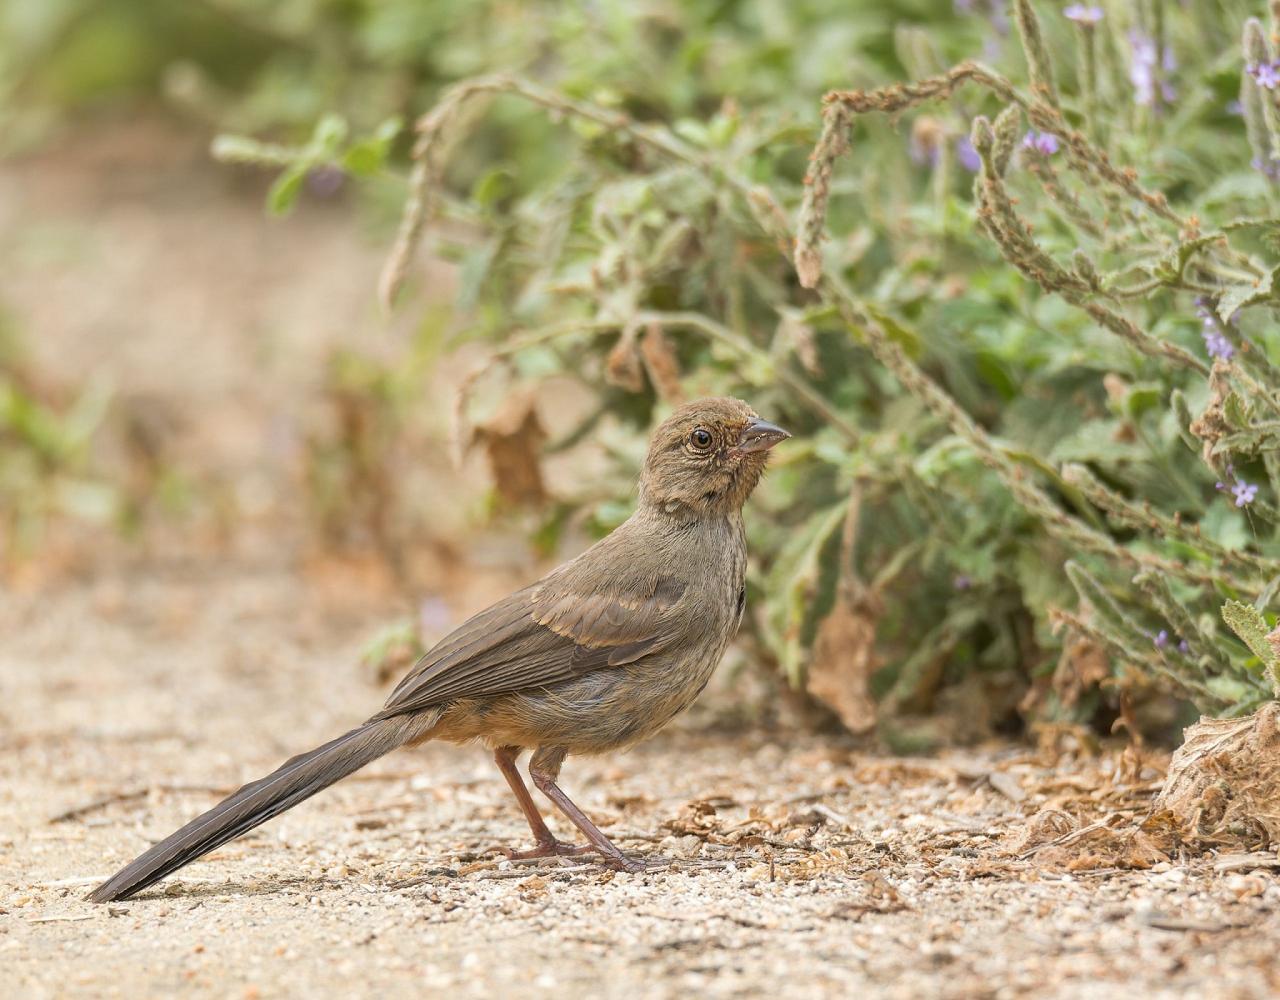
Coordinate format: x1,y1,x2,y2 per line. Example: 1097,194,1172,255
689,427,713,450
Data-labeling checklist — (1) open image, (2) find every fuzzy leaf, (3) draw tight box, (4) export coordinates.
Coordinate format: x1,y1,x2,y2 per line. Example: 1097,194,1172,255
267,165,308,216
1221,600,1276,670
1217,264,1277,323
1222,391,1251,429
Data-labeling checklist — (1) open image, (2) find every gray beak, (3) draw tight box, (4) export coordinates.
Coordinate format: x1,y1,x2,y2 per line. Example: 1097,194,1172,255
737,418,791,453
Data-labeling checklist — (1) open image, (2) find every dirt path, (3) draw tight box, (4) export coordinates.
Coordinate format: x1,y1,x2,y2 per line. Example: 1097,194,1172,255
4,564,1280,999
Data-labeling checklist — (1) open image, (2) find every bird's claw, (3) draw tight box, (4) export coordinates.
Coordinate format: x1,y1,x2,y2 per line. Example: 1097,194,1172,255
501,839,594,860
606,856,646,873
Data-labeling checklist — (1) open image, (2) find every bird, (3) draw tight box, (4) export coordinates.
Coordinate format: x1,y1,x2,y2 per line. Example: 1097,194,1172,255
88,396,789,902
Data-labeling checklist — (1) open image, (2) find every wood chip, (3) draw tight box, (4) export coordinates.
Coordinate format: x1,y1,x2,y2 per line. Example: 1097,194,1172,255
1139,912,1246,933
28,914,94,923
987,772,1027,803
1213,853,1280,873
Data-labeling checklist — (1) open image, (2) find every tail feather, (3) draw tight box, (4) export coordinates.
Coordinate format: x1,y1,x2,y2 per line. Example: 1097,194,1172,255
88,718,407,902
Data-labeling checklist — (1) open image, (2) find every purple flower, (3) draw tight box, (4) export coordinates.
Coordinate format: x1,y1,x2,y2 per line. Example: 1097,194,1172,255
1129,31,1157,106
956,135,981,172
1129,30,1176,107
1178,639,1190,655
1250,61,1280,90
1154,629,1169,649
1196,299,1237,359
1215,465,1260,508
1022,130,1060,155
955,0,1009,34
1203,329,1235,359
305,165,346,198
1252,156,1280,180
1064,5,1104,24
953,574,973,591
1233,480,1259,507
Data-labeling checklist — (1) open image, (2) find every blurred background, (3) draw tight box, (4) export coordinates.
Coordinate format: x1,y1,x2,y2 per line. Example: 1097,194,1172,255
3,0,1279,753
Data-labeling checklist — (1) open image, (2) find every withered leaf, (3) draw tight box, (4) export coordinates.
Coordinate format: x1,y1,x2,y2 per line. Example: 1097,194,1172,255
640,324,684,402
806,588,882,735
471,391,548,507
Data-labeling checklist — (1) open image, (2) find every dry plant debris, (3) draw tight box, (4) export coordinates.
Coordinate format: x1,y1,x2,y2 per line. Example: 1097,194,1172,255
1155,704,1280,850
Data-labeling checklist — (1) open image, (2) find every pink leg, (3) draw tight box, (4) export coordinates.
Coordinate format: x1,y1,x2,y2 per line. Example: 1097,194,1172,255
528,747,645,873
492,746,591,859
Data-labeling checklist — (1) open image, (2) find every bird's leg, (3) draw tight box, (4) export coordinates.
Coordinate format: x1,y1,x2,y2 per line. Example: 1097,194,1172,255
492,746,592,859
528,746,646,873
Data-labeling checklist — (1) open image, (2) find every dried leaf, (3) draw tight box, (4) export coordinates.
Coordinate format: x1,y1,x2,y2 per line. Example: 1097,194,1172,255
1010,807,1076,853
1051,636,1110,708
986,771,1026,803
639,324,684,402
1155,704,1280,849
604,328,644,392
471,391,548,507
778,313,823,377
805,586,882,734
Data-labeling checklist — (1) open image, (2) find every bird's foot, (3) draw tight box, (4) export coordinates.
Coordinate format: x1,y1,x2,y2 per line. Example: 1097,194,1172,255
600,852,674,873
603,855,646,874
501,838,594,861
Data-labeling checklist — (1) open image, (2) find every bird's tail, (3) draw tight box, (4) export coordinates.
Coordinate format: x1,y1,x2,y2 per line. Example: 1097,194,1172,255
88,716,411,902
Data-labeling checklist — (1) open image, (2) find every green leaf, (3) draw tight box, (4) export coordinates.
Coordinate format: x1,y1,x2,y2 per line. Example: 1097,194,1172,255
1200,502,1248,549
1222,391,1250,429
762,500,848,685
1170,389,1198,452
1150,232,1224,283
310,114,349,157
342,116,404,176
267,165,308,216
1214,426,1280,455
359,618,423,672
1256,575,1280,612
1217,264,1278,323
1064,561,1148,652
863,304,922,355
373,116,404,144
1221,600,1277,673
1123,382,1162,420
342,141,385,177
999,446,1106,531
1205,674,1257,706
1221,217,1280,231
210,134,255,161
472,167,516,210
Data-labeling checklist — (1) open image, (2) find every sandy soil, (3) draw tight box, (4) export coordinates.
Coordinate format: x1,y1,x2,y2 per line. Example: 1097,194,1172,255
5,566,1280,1000
4,116,1280,1000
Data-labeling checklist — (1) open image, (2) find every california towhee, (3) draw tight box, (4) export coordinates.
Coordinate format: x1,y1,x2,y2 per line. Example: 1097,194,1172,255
89,397,789,902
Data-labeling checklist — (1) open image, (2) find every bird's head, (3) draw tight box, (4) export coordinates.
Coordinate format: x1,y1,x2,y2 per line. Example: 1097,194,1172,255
638,397,790,519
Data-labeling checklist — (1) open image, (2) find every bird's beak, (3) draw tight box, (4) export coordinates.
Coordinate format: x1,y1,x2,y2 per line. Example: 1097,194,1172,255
737,418,791,453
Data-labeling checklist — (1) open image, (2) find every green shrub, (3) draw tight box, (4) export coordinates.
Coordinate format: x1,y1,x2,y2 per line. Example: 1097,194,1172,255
364,2,1280,729
18,0,1280,733
0,326,119,561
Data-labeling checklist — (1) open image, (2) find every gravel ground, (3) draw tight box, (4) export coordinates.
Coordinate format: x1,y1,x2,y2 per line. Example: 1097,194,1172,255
4,566,1280,999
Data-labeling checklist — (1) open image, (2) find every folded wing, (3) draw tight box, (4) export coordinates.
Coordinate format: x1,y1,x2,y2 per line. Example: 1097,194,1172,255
375,574,687,717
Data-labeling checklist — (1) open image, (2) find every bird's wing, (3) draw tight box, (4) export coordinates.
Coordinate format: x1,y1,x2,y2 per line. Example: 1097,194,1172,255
376,572,687,716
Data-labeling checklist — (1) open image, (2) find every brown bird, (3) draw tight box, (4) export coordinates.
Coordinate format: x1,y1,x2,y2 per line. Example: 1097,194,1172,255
89,397,789,902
